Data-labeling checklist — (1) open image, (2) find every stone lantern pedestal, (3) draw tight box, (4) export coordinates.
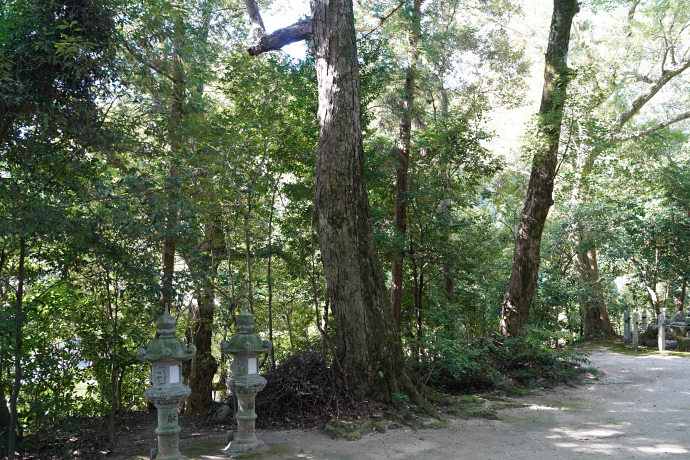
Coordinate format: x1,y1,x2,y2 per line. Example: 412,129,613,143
221,307,272,455
138,306,196,460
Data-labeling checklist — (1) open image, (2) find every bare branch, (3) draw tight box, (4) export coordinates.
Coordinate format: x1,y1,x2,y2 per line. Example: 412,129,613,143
243,0,266,41
247,19,312,56
608,110,690,144
608,58,690,135
661,19,669,71
361,0,407,39
625,0,641,37
630,72,654,84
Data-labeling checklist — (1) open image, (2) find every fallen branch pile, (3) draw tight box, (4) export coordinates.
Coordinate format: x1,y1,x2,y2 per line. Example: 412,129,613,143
221,352,384,429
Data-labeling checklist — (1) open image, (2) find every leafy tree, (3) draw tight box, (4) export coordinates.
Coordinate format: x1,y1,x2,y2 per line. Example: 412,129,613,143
500,0,579,337
558,0,690,337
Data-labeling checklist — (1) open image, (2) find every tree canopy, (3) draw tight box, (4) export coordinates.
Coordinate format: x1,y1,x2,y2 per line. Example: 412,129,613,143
1,0,688,456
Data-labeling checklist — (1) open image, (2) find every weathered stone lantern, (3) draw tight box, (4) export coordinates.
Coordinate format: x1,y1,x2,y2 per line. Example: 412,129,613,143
220,307,272,454
138,305,196,460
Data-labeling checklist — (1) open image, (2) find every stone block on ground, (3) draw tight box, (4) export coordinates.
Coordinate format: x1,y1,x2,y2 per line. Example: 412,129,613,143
214,404,232,421
639,323,657,346
678,338,690,352
669,324,687,341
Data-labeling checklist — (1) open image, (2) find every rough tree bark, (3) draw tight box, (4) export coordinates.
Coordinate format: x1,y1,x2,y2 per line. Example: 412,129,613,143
310,0,415,401
500,0,578,337
241,0,431,406
390,0,422,329
0,375,9,448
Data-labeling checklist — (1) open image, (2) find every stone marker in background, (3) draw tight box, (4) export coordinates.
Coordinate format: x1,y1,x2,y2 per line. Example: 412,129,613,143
632,312,639,351
658,313,666,351
623,311,631,346
641,310,647,332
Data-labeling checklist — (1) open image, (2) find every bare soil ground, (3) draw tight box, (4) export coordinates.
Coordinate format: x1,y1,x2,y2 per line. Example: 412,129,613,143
31,344,690,459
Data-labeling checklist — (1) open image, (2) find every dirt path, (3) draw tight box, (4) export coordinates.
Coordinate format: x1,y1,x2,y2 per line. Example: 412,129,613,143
133,346,690,459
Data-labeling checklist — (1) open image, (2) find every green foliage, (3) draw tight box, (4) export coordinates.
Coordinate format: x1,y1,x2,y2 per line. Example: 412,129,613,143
3,0,690,451
412,331,589,394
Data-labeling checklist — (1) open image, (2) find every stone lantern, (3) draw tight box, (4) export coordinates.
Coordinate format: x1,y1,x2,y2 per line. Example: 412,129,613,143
138,305,196,460
220,307,272,454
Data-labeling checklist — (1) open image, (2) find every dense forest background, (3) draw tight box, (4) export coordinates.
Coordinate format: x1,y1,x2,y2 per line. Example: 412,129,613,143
1,0,688,456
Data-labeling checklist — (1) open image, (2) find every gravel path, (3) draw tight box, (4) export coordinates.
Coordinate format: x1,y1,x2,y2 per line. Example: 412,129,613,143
147,346,690,460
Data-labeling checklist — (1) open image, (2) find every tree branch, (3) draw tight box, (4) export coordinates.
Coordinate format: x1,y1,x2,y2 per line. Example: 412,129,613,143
243,0,266,41
607,58,690,136
246,19,312,56
608,110,690,144
361,0,407,39
120,40,175,82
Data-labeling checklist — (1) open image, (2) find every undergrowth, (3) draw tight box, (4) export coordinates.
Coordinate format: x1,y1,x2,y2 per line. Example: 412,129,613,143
409,332,589,395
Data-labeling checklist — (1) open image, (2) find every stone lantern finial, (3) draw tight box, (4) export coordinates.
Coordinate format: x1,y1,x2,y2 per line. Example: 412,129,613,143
236,305,255,334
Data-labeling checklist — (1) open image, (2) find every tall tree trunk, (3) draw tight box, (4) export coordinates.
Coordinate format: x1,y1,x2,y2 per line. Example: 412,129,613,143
573,248,614,338
184,287,218,414
241,0,431,408
0,372,10,451
267,184,277,368
390,0,422,328
160,5,186,311
500,0,578,337
310,0,416,401
568,121,615,338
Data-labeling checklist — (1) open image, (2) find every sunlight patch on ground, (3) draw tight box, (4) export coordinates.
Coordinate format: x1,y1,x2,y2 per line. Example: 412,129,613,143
551,427,625,439
553,442,624,454
637,444,688,454
528,404,561,411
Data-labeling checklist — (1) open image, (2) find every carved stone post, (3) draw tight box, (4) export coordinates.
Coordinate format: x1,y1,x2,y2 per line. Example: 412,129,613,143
658,313,666,351
623,310,631,346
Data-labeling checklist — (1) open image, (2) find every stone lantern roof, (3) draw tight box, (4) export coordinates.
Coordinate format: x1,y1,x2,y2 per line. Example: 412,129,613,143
221,307,272,355
137,305,196,363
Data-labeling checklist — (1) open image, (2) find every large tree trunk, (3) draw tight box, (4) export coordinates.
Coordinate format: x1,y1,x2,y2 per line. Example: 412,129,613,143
0,373,9,451
310,0,413,401
160,5,186,311
184,288,218,414
500,0,578,337
390,0,422,329
574,248,615,338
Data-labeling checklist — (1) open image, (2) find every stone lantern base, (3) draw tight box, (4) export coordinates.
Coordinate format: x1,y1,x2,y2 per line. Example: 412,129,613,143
222,379,267,456
222,437,266,455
